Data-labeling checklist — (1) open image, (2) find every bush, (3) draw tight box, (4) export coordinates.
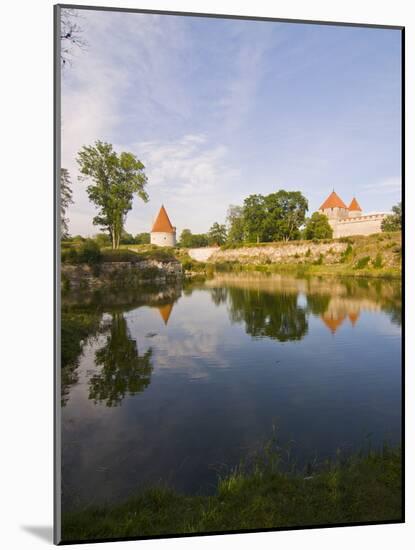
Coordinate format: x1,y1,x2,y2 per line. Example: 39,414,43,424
372,253,383,269
77,240,102,264
340,243,353,263
354,256,370,269
61,247,78,264
313,253,324,265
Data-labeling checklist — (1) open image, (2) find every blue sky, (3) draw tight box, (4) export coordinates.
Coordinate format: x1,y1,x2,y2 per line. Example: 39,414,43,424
62,9,402,237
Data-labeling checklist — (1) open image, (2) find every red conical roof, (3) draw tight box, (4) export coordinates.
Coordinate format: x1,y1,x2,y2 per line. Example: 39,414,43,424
151,205,175,233
348,197,362,212
319,191,347,210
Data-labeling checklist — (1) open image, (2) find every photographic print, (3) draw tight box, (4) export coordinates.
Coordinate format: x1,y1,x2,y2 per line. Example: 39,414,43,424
55,5,403,544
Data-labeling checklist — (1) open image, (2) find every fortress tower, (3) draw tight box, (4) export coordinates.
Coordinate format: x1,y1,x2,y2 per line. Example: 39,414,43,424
150,205,176,247
318,191,389,238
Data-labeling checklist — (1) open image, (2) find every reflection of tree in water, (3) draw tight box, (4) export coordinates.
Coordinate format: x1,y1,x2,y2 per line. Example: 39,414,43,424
61,309,102,406
227,288,308,341
306,293,331,315
89,313,153,407
382,286,402,327
210,287,229,306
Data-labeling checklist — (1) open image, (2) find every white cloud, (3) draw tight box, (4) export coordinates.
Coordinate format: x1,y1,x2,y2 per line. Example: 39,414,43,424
361,177,402,194
124,134,241,234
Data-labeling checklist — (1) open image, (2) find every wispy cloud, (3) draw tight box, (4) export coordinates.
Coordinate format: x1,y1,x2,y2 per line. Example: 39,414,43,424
362,177,401,194
123,134,241,234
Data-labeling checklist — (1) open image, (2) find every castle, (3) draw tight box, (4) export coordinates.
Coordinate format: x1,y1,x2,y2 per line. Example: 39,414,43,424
318,190,389,238
149,194,389,247
150,205,176,247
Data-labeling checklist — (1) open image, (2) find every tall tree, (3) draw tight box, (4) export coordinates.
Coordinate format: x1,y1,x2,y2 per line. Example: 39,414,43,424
208,222,227,246
303,212,333,240
243,194,266,243
262,190,308,241
381,202,402,232
179,229,193,248
77,141,148,249
242,190,308,243
226,205,245,244
60,168,73,238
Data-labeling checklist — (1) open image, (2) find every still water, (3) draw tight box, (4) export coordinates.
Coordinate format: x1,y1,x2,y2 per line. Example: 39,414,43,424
61,274,401,511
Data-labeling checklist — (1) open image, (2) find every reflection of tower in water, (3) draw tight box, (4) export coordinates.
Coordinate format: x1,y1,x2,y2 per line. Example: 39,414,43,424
156,303,173,325
321,308,360,334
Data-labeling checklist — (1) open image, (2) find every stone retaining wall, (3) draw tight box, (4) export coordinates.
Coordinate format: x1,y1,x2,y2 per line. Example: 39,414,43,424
210,242,347,265
62,259,183,290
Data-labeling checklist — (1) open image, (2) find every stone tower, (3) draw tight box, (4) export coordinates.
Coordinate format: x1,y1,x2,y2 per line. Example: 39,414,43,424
150,205,176,247
347,197,362,218
318,190,349,220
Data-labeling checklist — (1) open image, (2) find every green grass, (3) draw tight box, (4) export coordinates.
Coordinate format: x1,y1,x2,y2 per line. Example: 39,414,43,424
62,447,401,542
210,233,402,280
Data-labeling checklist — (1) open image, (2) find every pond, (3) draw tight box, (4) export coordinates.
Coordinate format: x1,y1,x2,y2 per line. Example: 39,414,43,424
61,273,402,511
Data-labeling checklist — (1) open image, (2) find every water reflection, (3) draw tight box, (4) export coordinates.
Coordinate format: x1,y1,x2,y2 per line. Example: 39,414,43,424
227,287,308,341
61,273,401,508
89,313,153,407
203,273,402,337
61,274,402,407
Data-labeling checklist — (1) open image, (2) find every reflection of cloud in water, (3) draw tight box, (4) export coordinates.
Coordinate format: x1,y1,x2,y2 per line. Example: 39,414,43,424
126,292,233,379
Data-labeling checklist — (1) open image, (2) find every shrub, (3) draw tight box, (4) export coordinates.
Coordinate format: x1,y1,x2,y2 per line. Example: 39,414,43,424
354,256,370,269
313,254,324,265
372,253,383,269
61,247,78,264
77,240,102,264
340,243,353,263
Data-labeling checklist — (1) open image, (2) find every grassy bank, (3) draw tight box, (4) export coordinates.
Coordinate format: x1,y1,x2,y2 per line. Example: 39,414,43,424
211,232,402,280
62,447,401,541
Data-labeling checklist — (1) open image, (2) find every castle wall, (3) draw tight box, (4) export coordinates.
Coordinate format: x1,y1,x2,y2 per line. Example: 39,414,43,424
151,231,176,247
319,206,348,220
330,214,386,238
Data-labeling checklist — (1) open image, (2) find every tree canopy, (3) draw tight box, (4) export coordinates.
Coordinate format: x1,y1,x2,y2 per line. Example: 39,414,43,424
77,141,148,249
381,202,402,232
226,205,245,244
242,190,308,243
303,212,333,240
208,222,227,246
179,229,209,248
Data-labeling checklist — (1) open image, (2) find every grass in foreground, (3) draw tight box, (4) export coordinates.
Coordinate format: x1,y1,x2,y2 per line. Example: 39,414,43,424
62,447,401,542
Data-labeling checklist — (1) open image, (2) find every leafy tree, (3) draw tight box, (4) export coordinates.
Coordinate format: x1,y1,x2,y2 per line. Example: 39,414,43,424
179,229,209,248
93,232,111,247
134,232,150,244
120,231,136,244
208,222,227,246
303,212,333,240
226,205,245,244
191,233,209,247
179,228,193,248
77,141,148,249
262,190,308,241
243,194,266,243
381,202,402,232
60,168,73,238
243,190,308,243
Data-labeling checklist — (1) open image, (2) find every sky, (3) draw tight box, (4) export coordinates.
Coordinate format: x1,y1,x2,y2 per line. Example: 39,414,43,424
61,9,402,237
